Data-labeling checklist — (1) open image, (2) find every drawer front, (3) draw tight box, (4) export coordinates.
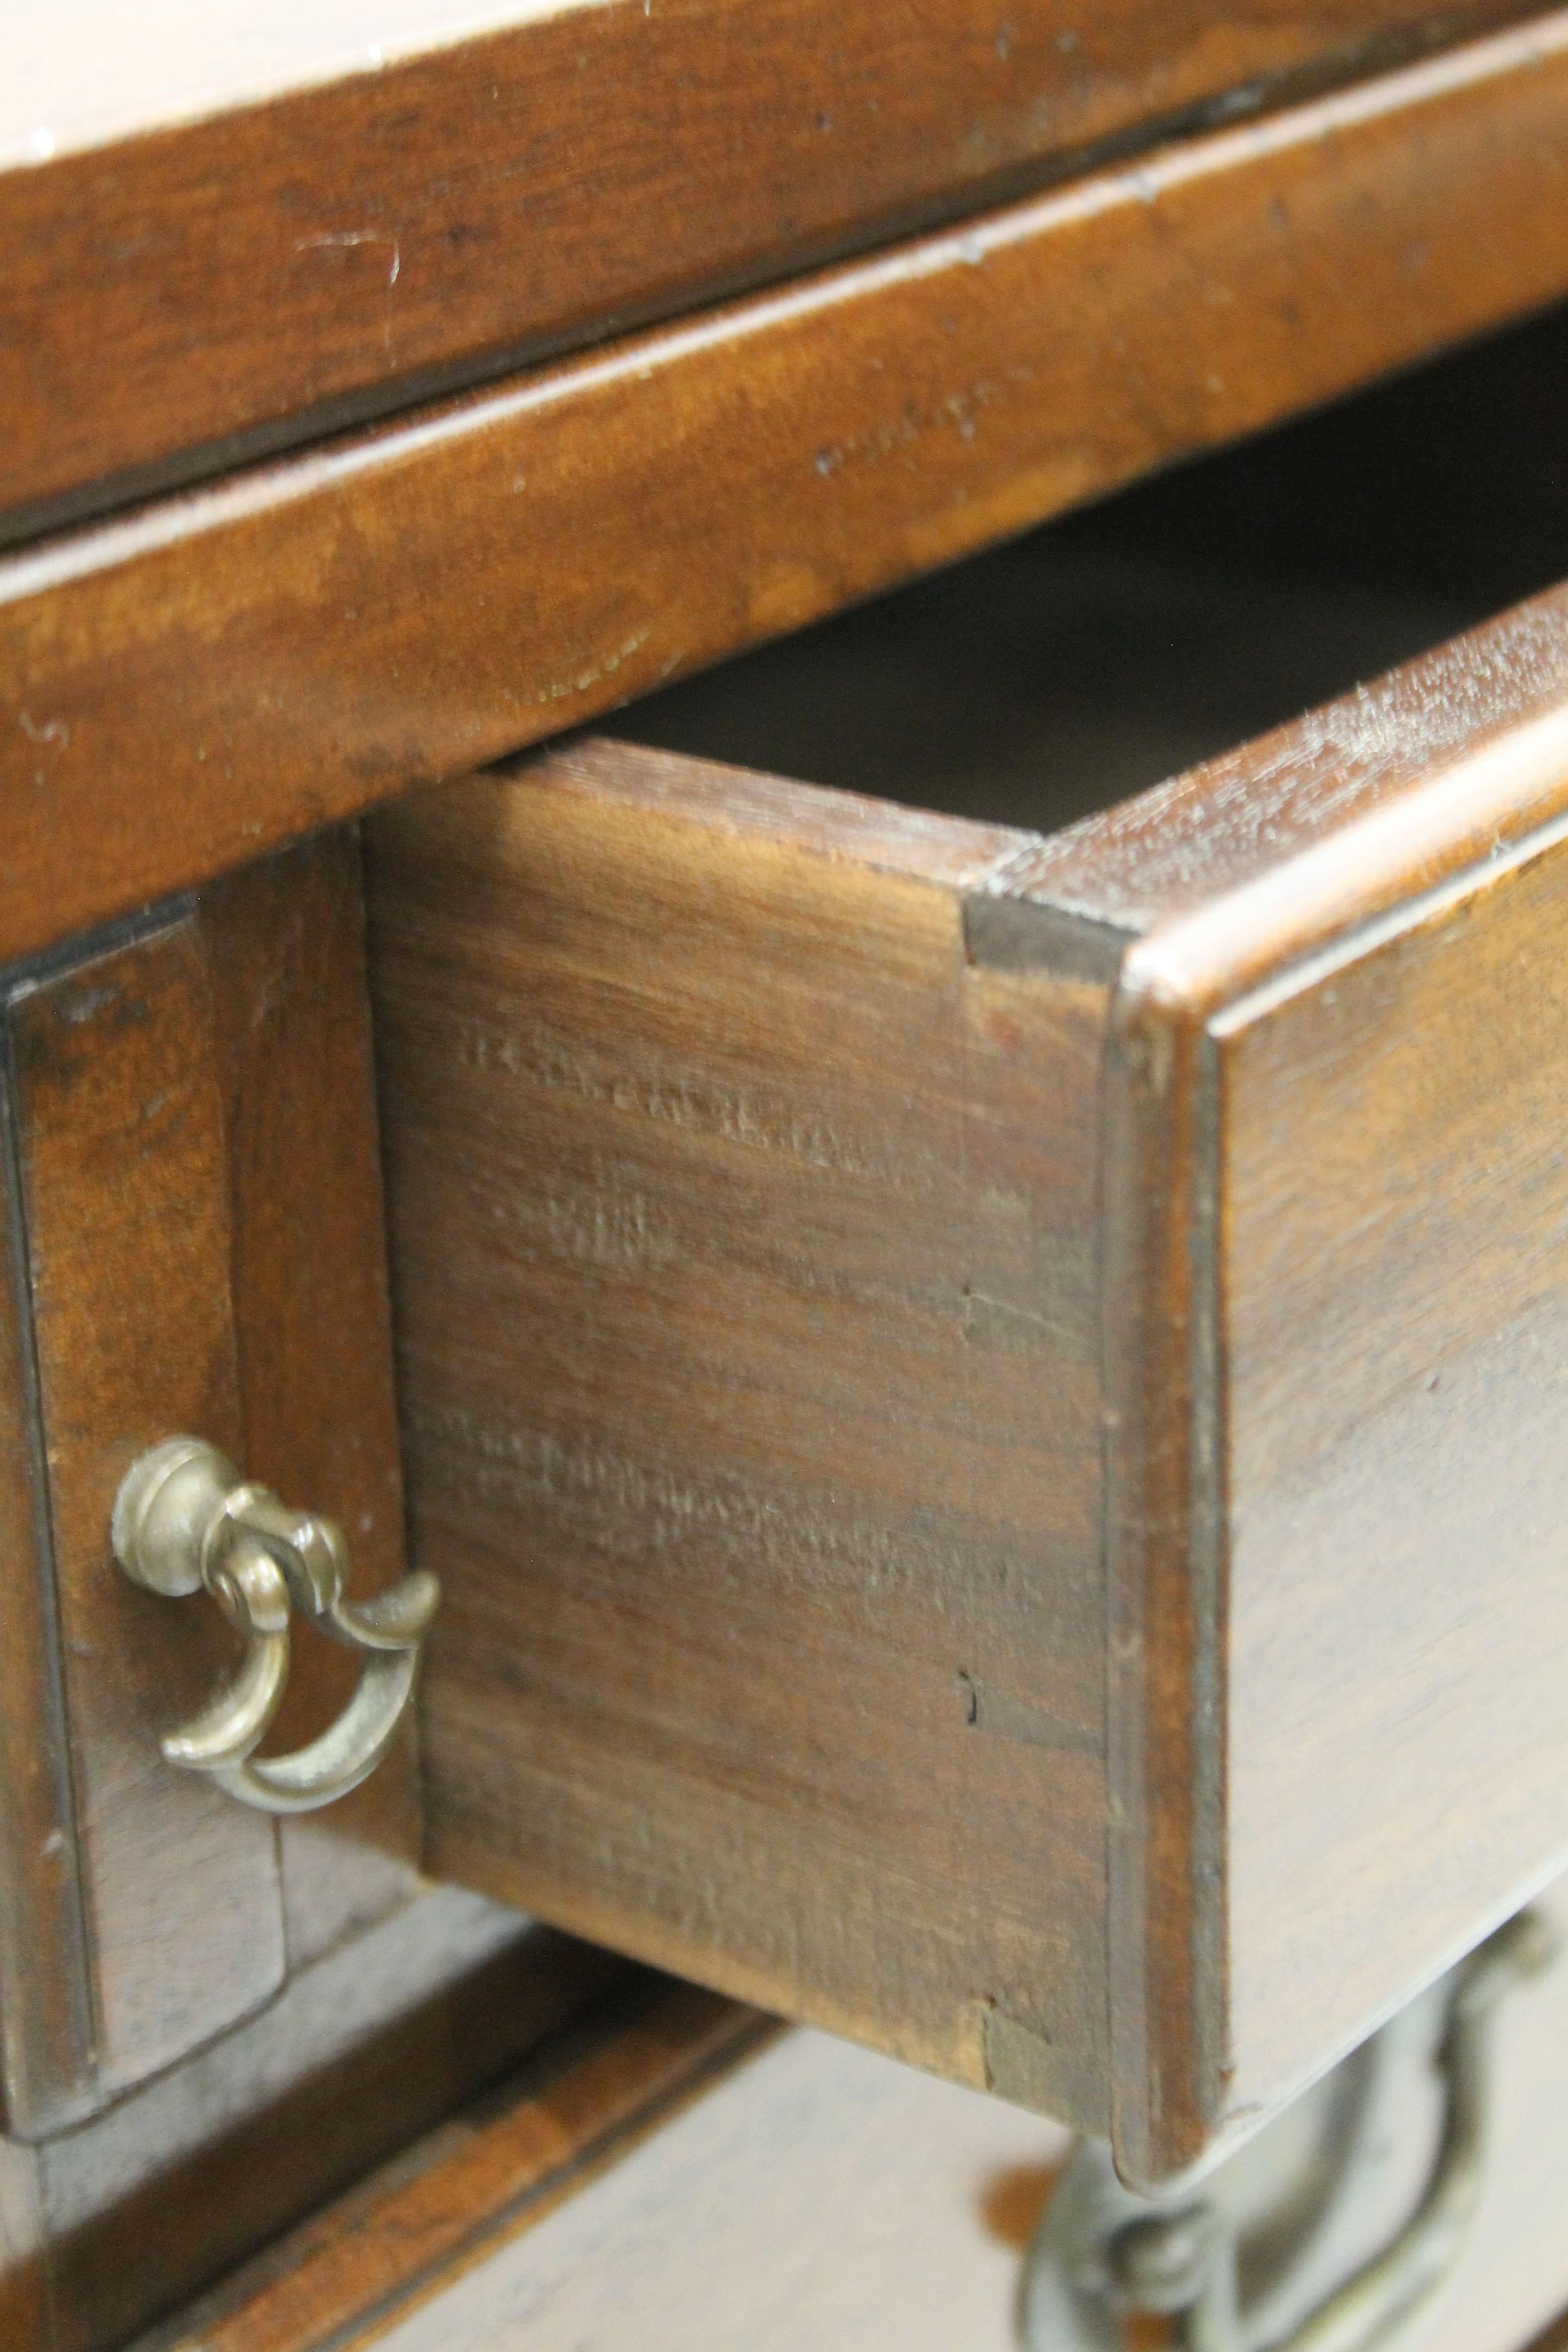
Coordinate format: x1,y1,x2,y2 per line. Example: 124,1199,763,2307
369,581,1568,2187
0,834,417,2134
1,914,284,2119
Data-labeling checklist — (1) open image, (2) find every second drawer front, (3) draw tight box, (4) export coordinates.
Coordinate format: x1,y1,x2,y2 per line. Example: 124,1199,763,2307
369,567,1568,2187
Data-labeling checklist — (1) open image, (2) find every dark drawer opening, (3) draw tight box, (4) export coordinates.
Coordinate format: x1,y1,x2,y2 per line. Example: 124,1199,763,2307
605,300,1568,834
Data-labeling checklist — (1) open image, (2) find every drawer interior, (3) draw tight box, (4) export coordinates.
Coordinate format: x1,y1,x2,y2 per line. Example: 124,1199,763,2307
606,300,1568,830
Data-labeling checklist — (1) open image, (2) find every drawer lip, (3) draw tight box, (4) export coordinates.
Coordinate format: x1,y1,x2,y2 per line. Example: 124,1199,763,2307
864,571,1568,2179
1010,585,1568,977
1057,586,1568,2184
494,732,1035,896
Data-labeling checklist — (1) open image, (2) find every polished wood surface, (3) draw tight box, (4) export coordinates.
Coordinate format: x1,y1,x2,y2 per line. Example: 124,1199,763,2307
0,0,1528,537
205,835,421,1961
0,831,423,2130
0,2073,47,2346
7,15,1568,967
0,833,629,2351
141,1882,1568,2352
20,1894,618,2352
370,744,1113,2129
370,540,1568,2183
9,918,287,2105
140,1974,763,2352
1026,585,1568,2179
1222,807,1568,2122
0,1052,96,2133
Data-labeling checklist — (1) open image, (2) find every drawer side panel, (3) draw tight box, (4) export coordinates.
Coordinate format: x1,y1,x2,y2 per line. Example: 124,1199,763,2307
371,750,1113,2130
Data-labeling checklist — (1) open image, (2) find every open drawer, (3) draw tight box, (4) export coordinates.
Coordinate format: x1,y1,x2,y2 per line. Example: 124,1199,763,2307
366,326,1568,2188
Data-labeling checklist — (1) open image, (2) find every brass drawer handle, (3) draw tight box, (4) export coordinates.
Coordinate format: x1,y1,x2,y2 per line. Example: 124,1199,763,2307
111,1436,439,1815
1023,1908,1555,2352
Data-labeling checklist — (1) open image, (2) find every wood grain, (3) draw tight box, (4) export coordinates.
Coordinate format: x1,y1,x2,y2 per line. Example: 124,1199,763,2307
204,832,420,1966
0,0,1529,537
0,829,629,2346
368,743,1113,2131
36,1893,619,2352
997,586,1568,945
0,1030,95,2133
1025,584,1568,2182
667,565,1568,2187
7,920,288,2098
1219,851,1568,2109
139,1882,1568,2352
0,2135,45,2352
0,830,439,2138
7,13,1568,964
137,1975,763,2352
372,560,1568,2183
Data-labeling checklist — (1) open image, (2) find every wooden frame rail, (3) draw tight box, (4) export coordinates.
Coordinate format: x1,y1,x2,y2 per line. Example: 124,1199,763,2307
1,0,1536,536
4,13,1568,965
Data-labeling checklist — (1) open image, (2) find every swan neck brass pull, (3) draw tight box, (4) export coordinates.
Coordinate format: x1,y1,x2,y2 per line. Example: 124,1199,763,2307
112,1436,439,1816
1023,1908,1556,2352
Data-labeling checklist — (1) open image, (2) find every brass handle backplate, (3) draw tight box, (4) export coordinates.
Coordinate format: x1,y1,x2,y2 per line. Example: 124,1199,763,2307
112,1436,439,1815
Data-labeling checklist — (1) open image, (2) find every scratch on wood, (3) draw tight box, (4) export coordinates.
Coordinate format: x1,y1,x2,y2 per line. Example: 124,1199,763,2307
293,229,401,357
532,628,652,707
813,369,1033,476
410,1402,968,1606
19,711,70,748
541,1170,677,1273
454,1016,894,1179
